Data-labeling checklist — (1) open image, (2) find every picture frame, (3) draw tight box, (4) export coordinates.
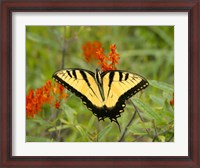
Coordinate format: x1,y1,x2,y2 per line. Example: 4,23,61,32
0,0,199,167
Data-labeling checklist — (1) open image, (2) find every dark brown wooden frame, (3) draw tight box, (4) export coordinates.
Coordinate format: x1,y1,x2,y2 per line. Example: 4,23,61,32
0,0,199,167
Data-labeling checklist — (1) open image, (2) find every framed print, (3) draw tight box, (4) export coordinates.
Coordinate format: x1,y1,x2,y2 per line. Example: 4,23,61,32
0,0,199,167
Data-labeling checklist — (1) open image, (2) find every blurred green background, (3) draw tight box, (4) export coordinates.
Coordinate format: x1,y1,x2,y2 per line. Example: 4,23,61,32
26,26,174,142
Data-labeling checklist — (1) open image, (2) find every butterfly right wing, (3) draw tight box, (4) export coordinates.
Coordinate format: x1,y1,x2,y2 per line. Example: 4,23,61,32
101,70,149,122
52,68,106,120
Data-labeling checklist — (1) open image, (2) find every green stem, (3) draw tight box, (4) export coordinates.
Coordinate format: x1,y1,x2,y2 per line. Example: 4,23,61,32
152,120,158,142
118,110,136,142
130,100,151,136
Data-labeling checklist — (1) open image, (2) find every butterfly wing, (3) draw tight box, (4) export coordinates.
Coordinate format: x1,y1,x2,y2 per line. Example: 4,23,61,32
52,68,106,120
101,70,149,121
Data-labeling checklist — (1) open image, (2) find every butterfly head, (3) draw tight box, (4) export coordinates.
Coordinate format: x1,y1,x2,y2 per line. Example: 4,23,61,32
95,68,102,85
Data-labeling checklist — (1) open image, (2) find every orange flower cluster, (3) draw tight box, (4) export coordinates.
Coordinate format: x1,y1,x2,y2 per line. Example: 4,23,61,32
26,80,68,118
96,44,120,72
82,41,102,62
82,41,120,71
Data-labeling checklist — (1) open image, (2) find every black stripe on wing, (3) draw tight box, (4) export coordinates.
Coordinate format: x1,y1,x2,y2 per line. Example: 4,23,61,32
107,71,115,98
52,68,107,121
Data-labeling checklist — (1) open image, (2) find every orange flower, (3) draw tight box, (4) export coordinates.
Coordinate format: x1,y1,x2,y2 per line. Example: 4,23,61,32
52,83,68,100
170,93,174,107
82,41,102,62
96,48,111,72
109,44,120,70
26,80,68,118
54,102,60,109
96,44,120,72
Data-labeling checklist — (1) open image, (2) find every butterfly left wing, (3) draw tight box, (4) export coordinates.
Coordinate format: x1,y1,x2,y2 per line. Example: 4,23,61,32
52,68,106,120
101,70,149,122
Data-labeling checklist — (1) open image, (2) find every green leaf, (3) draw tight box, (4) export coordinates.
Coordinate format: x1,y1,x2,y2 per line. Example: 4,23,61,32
60,118,70,125
128,119,153,139
159,109,174,119
163,91,173,100
48,125,71,132
98,124,112,142
158,135,166,142
26,136,53,142
132,132,148,136
133,98,162,121
149,95,164,105
149,80,174,93
62,104,77,124
32,116,52,127
86,115,96,133
75,125,90,141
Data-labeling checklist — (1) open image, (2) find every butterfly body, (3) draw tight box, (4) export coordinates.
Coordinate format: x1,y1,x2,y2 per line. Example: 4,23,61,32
52,68,148,124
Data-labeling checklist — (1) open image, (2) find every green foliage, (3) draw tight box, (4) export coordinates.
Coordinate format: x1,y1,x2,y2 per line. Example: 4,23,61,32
26,136,54,142
98,124,113,142
26,26,174,142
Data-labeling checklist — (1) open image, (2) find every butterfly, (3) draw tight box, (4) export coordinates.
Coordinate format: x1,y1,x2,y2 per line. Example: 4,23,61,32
52,68,148,125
